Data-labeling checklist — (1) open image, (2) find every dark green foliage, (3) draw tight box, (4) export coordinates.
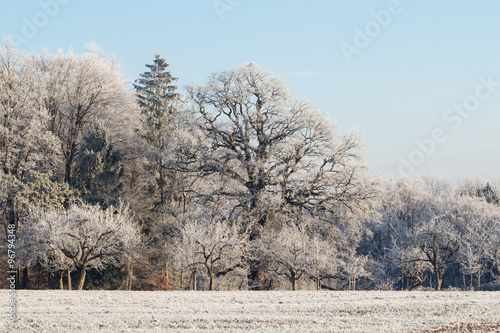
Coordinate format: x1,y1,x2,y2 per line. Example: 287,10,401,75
84,266,128,290
74,124,125,208
134,54,180,123
21,172,76,210
478,183,499,205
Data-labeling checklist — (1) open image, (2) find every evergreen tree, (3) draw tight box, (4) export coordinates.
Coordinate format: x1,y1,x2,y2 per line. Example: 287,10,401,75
74,124,124,208
134,55,181,212
21,172,76,210
478,183,499,205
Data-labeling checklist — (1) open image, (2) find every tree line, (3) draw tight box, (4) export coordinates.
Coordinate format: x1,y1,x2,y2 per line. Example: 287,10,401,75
1,39,499,291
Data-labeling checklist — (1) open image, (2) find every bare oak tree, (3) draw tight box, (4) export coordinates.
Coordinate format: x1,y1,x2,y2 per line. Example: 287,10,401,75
181,64,375,234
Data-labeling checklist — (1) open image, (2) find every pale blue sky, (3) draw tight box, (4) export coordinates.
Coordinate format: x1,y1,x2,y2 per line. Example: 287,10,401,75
1,1,499,181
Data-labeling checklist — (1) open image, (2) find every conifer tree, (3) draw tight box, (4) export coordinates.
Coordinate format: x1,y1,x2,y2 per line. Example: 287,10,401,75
478,183,499,205
134,55,181,212
75,124,124,208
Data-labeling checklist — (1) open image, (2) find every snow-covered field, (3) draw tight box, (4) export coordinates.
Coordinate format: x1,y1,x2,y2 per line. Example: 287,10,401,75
1,290,499,332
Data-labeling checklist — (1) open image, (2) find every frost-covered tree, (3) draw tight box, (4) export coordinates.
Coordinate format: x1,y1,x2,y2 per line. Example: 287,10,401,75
458,196,500,289
21,172,76,210
174,207,247,291
20,218,75,290
371,176,500,291
341,252,372,291
256,222,310,290
37,45,135,183
455,176,484,198
134,55,182,212
1,170,78,289
388,244,429,290
402,212,462,291
0,39,59,180
478,183,499,206
380,177,465,290
255,218,342,291
181,64,375,235
456,177,500,206
22,203,141,290
368,177,431,289
306,233,339,290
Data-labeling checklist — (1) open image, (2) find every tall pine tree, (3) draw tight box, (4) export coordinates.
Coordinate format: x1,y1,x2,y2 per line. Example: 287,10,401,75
134,55,181,214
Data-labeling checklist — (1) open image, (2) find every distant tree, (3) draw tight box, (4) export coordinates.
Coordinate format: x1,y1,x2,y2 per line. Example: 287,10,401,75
478,183,499,205
340,252,371,291
22,203,141,290
389,244,429,290
174,207,247,291
256,222,309,290
18,172,79,287
306,233,340,290
20,221,75,290
1,170,77,289
255,218,341,291
381,177,464,291
455,176,484,198
456,177,500,205
458,196,500,290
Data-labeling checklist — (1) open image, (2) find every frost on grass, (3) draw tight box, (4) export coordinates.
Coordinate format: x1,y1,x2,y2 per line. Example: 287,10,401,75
1,290,499,332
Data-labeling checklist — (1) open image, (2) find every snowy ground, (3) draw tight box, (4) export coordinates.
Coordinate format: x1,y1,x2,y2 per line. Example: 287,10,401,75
1,290,499,332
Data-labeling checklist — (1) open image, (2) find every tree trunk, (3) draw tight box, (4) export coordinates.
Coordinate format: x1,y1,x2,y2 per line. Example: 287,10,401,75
77,267,86,290
47,271,51,289
435,277,442,291
290,270,297,291
124,258,133,291
67,269,72,290
64,158,72,183
315,276,320,291
59,271,64,290
191,268,197,291
206,262,215,291
16,267,21,289
21,266,29,289
127,262,133,291
433,264,443,291
157,150,166,207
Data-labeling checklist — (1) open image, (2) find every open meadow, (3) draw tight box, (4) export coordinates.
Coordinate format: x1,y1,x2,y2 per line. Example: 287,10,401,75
1,290,499,332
